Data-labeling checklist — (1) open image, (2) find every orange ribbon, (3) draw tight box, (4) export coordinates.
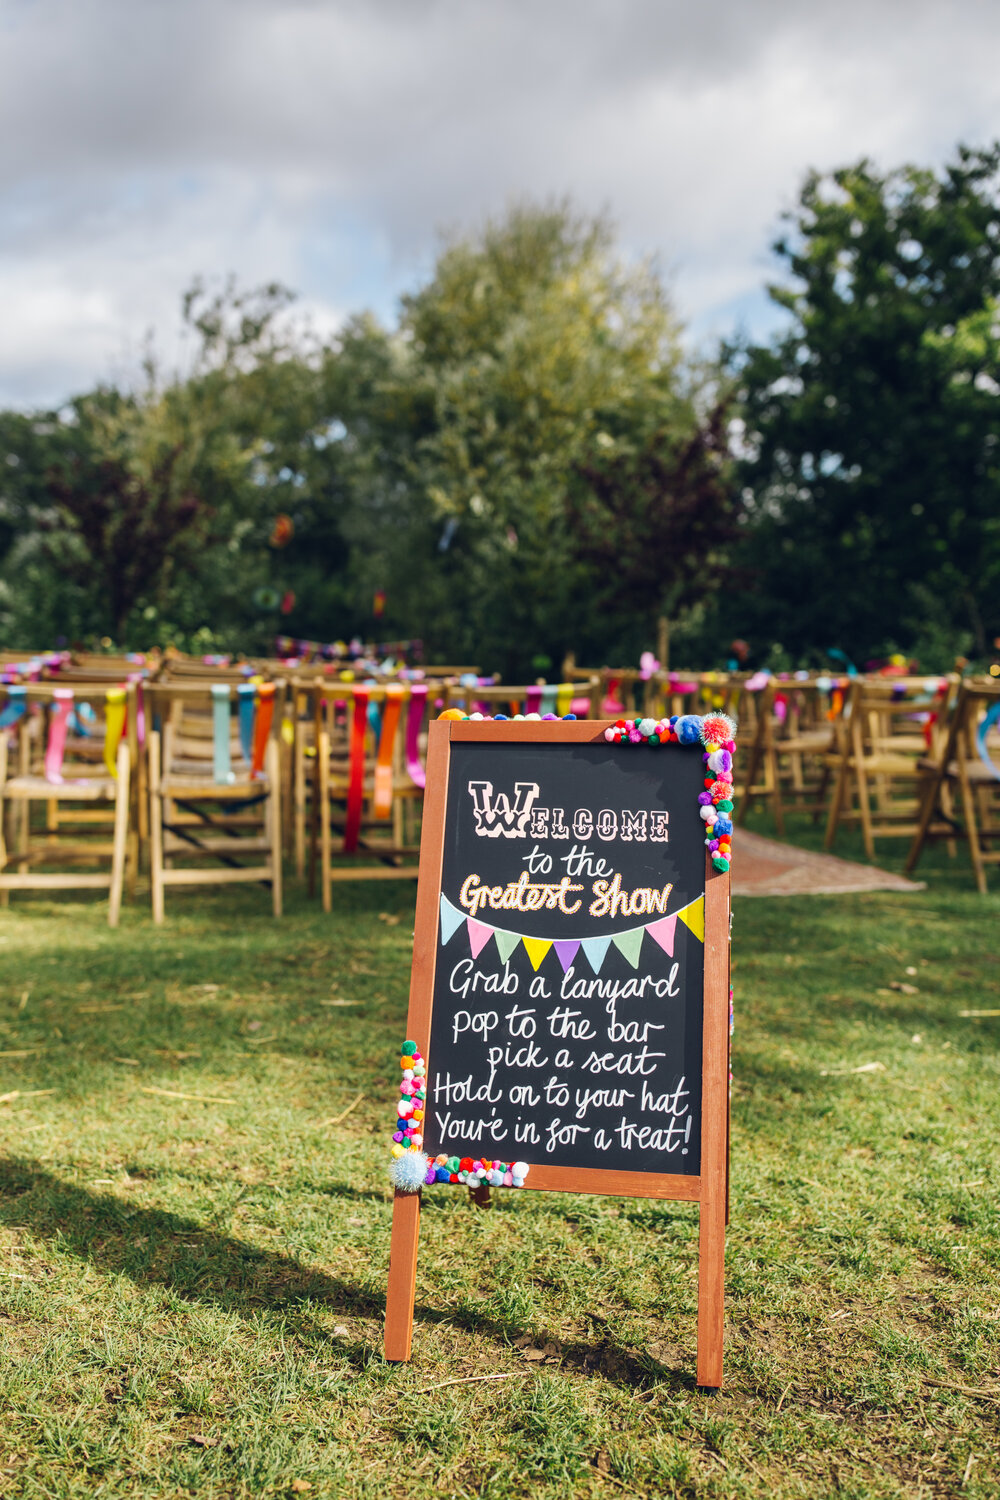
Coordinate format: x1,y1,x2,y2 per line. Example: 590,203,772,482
373,686,404,819
251,683,276,777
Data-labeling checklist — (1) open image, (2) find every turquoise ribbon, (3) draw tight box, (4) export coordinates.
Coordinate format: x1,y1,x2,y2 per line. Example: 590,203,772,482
237,683,256,764
977,701,1000,783
212,685,232,783
0,685,26,730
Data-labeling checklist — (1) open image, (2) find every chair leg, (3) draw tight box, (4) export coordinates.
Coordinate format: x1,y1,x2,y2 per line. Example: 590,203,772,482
267,739,283,918
854,761,875,861
149,732,165,924
108,742,131,928
824,760,848,850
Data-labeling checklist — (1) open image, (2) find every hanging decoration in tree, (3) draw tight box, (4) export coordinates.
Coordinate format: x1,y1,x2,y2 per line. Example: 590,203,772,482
270,514,294,548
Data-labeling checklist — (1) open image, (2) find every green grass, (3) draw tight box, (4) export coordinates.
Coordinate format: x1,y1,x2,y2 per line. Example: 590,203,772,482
0,819,997,1498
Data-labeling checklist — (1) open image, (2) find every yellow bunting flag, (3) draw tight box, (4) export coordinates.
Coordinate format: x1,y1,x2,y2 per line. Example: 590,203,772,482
676,895,704,943
522,937,552,972
103,688,127,778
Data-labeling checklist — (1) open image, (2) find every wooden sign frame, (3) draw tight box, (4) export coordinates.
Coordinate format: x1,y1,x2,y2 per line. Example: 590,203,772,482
384,718,731,1388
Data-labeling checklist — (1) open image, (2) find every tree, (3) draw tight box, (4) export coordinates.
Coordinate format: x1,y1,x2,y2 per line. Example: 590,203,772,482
729,144,1000,665
338,202,730,675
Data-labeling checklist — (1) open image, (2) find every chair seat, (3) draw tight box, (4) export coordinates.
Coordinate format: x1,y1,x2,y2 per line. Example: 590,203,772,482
3,774,118,800
159,773,270,797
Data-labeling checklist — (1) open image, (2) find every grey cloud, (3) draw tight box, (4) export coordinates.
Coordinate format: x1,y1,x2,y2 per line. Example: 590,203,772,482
1,0,999,405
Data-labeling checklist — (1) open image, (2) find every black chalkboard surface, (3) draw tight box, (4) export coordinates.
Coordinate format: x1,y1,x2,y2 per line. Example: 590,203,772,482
425,739,706,1176
386,716,732,1388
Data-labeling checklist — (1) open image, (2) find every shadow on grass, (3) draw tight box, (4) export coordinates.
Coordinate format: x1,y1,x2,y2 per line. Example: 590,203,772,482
0,1158,693,1392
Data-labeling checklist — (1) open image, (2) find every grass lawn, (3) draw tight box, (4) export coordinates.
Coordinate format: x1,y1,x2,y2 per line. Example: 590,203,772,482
0,819,997,1498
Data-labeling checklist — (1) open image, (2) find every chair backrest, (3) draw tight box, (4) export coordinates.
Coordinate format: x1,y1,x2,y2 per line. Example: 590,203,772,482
0,681,137,783
148,680,284,782
847,676,958,760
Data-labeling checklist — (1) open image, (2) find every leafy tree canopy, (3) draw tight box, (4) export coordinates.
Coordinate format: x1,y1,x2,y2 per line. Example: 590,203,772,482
728,143,1000,666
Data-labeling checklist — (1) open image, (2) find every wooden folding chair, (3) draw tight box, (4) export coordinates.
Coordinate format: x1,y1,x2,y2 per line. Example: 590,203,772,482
308,682,430,911
0,683,133,925
147,680,283,922
823,677,956,859
905,680,1000,892
738,679,839,835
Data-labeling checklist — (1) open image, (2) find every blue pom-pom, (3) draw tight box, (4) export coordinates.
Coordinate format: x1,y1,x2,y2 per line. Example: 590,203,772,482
713,815,733,836
389,1150,430,1193
675,714,703,744
495,713,509,720
562,713,577,720
435,1165,451,1182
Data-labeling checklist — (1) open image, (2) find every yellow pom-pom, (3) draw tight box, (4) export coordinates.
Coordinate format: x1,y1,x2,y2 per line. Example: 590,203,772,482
390,1144,404,1158
438,708,466,721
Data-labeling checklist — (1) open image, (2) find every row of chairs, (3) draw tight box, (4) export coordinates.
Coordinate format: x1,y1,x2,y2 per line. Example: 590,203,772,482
737,675,1000,892
1,659,998,923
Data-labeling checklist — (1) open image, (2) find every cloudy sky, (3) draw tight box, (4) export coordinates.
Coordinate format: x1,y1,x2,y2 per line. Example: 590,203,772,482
2,0,999,408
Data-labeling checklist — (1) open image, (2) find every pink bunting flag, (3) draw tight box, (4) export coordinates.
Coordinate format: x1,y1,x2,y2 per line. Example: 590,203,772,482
645,914,677,957
467,919,494,960
553,940,581,973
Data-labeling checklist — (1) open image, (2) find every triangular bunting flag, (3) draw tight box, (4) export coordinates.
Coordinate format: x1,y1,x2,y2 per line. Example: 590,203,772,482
494,929,521,965
553,939,581,973
581,935,612,974
613,927,644,968
522,937,552,972
677,896,705,943
645,914,677,957
467,919,494,960
439,894,465,945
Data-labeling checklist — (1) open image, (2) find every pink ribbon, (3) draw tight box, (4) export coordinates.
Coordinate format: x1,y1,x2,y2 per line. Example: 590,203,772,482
45,689,74,784
405,684,428,789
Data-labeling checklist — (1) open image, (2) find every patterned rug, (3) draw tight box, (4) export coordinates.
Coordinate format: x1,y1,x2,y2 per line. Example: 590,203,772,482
732,830,925,898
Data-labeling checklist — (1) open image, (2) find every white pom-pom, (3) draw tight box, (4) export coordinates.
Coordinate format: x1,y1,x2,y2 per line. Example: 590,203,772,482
389,1150,429,1193
512,1161,529,1179
638,718,656,736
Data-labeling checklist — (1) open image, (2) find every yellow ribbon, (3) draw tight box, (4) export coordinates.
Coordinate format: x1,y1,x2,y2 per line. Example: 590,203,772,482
104,687,127,778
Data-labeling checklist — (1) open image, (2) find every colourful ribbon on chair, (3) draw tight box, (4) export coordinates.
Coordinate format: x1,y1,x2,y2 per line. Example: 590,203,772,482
343,688,369,853
539,686,557,716
373,686,404,819
977,701,1000,783
45,689,74,785
525,686,543,716
251,683,276,778
212,684,232,784
103,687,127,778
555,683,573,717
405,684,428,789
237,683,256,763
128,673,146,747
0,685,26,731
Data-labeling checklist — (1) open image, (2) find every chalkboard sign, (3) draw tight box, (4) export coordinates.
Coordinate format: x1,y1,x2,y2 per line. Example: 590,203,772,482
385,718,731,1388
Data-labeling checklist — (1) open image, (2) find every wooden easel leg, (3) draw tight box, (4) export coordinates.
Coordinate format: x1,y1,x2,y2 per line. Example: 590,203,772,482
384,1189,421,1362
696,1191,726,1389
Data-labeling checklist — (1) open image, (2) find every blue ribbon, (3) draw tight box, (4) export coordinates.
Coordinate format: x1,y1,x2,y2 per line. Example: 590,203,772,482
212,685,232,784
237,683,256,764
0,685,27,730
977,701,1000,783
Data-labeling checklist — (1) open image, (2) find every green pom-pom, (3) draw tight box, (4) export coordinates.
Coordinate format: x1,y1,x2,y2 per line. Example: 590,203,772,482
446,1156,460,1172
712,856,730,873
401,1040,417,1055
717,799,733,812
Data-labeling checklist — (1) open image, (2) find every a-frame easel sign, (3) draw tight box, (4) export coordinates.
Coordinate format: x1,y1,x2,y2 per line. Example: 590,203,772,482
384,715,733,1388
